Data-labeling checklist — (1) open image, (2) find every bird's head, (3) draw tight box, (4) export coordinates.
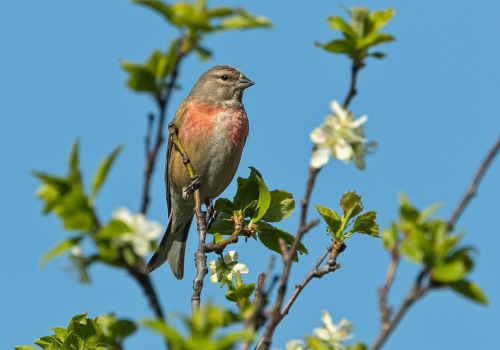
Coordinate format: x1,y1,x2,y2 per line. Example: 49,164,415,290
189,65,254,107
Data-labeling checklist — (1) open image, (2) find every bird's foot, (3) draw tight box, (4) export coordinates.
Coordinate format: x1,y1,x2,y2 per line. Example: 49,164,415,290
184,174,201,196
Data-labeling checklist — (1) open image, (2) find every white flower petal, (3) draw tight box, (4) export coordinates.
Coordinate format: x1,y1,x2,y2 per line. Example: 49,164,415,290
351,115,367,128
310,147,330,169
210,273,220,284
313,328,330,342
321,310,335,332
310,127,326,143
225,250,238,264
112,207,134,227
139,221,162,240
285,340,304,350
132,237,149,256
209,260,217,269
232,263,249,274
330,100,347,120
334,139,353,162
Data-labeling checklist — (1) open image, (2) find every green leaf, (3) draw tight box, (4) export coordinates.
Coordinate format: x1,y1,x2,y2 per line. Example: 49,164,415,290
448,280,488,305
433,260,468,283
382,224,398,250
260,190,295,223
328,15,357,40
306,336,330,350
220,8,272,29
32,172,72,214
68,138,81,185
121,61,158,93
352,211,379,237
351,6,370,38
233,167,263,212
207,213,235,235
314,205,342,236
315,39,357,55
193,45,211,61
40,237,82,267
401,238,423,263
257,222,307,262
95,219,131,240
347,342,368,350
207,6,233,18
367,8,395,34
369,52,386,59
399,193,419,223
358,32,394,50
53,187,94,231
133,0,174,23
248,174,271,225
340,191,363,219
91,144,123,198
213,233,223,244
49,327,68,342
214,198,234,216
15,347,38,350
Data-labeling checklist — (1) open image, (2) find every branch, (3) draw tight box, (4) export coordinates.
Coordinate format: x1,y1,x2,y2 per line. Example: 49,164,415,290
140,44,185,215
447,133,500,230
166,123,208,314
370,270,428,350
281,244,343,318
342,61,364,110
377,248,400,325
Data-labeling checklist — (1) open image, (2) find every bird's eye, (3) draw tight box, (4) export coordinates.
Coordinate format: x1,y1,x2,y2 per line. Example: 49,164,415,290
221,75,228,81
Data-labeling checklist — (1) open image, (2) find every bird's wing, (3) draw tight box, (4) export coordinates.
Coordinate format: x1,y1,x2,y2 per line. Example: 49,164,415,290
165,98,191,215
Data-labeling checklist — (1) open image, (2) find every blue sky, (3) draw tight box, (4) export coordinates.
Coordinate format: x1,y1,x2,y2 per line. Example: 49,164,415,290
2,0,500,349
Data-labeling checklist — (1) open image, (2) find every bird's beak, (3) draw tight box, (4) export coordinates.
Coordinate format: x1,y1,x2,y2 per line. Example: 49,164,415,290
238,77,255,89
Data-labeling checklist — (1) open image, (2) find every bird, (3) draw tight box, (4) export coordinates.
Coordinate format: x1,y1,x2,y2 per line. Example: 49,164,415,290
147,65,254,279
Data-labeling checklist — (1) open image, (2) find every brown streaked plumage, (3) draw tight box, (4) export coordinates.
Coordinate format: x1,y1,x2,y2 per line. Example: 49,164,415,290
147,65,254,279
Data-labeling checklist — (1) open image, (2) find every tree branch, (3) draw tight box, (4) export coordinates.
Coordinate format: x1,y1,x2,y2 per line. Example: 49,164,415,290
370,270,428,350
377,248,400,325
342,62,364,110
447,133,500,230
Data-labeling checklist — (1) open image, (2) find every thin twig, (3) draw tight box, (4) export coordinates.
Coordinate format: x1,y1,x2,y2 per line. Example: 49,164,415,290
377,248,400,325
140,44,185,215
447,134,500,230
166,123,208,314
342,62,364,110
370,271,428,350
281,244,343,318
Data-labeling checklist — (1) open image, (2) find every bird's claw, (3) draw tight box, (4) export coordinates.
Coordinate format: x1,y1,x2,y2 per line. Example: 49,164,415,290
184,174,201,195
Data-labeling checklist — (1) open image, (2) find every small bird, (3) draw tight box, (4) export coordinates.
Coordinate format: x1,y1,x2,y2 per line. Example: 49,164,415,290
147,65,254,279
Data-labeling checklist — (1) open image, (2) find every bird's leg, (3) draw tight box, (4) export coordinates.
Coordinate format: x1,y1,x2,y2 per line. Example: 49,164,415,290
205,198,218,230
184,174,201,196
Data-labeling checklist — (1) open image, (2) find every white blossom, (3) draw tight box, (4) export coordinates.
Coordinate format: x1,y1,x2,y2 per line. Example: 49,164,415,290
209,250,248,287
310,101,375,170
312,310,354,350
111,207,162,257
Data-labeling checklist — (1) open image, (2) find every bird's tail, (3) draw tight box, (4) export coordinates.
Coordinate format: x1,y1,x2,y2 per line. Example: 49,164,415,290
147,213,193,279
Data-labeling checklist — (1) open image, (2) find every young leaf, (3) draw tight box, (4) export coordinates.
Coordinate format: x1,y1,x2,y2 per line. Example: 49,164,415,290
352,211,379,237
91,144,123,198
248,175,271,225
121,61,158,93
95,219,131,240
40,237,82,267
314,205,342,236
214,198,234,215
367,8,395,34
432,260,468,283
448,280,488,305
315,39,356,55
340,191,363,219
220,8,272,30
260,190,295,223
207,213,235,235
257,222,307,262
328,15,357,40
133,0,174,23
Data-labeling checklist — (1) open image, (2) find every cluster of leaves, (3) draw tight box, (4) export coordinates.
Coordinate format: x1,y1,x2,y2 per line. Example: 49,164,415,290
122,0,272,96
143,303,252,350
208,167,308,261
15,312,136,350
315,191,379,243
316,6,394,67
383,194,488,304
33,140,154,281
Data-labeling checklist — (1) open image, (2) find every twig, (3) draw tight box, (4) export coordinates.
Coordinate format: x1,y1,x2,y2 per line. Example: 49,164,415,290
167,123,208,314
370,270,428,350
377,248,400,325
281,244,343,318
139,43,185,215
342,62,364,110
447,134,500,230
